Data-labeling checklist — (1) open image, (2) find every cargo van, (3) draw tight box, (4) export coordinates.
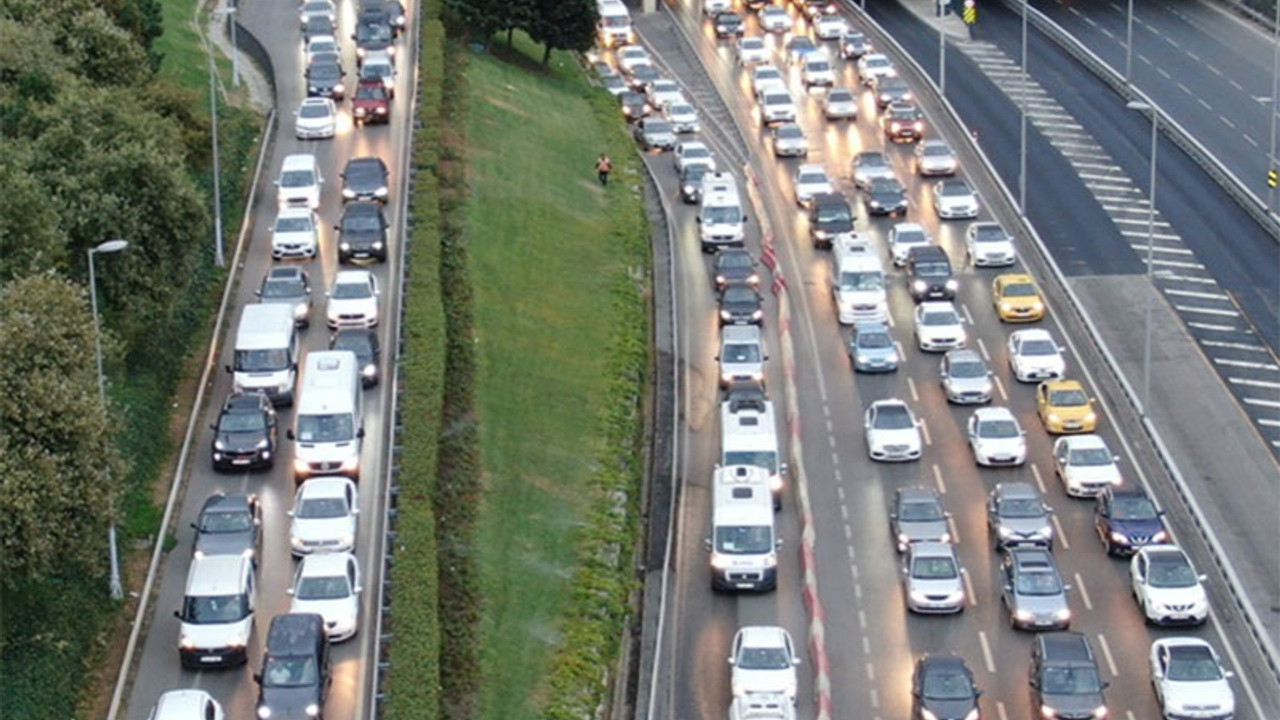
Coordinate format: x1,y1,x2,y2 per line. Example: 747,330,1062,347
289,351,363,482
831,236,887,325
698,172,747,253
706,465,780,592
722,391,785,509
596,0,634,47
174,554,256,669
227,303,299,406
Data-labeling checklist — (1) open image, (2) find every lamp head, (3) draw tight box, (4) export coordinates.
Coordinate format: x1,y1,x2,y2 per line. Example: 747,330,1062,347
93,239,129,254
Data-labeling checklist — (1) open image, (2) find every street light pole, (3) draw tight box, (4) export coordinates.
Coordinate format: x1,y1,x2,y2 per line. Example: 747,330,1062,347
939,23,947,95
1018,0,1028,212
209,54,226,268
1268,0,1279,212
228,6,240,88
88,239,130,601
1127,99,1158,414
1125,0,1135,87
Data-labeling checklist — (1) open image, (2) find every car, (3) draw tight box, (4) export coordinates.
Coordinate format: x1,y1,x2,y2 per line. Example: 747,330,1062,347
1150,638,1235,720
602,73,629,96
1053,435,1121,498
814,13,847,39
848,322,899,373
852,150,896,190
713,11,745,38
901,543,966,614
718,324,767,388
305,35,340,66
1094,485,1169,556
257,266,313,327
770,122,808,158
705,0,732,14
784,35,818,65
759,5,793,33
254,613,331,720
914,139,957,176
326,269,380,329
633,117,677,151
914,301,966,352
288,552,362,641
737,35,769,65
680,163,711,204
365,0,407,33
871,75,912,108
330,328,381,387
664,101,700,133
276,154,324,209
911,655,981,718
354,16,395,64
988,482,1054,550
863,176,908,217
759,89,797,126
305,56,346,99
192,492,262,562
886,222,930,267
302,14,336,43
1001,547,1072,630
673,141,715,173
1131,546,1209,625
729,626,799,703
617,45,651,74
822,87,858,121
882,102,925,142
865,399,924,463
294,97,337,140
1030,633,1109,720
752,64,786,96
341,156,390,202
965,221,1016,266
967,407,1027,466
840,29,870,59
1007,328,1066,382
932,178,979,219
628,63,662,93
801,53,836,89
857,52,896,84
359,49,397,96
939,349,992,404
211,392,278,472
714,248,760,290
793,164,833,207
906,245,957,301
149,690,225,720
993,273,1045,322
728,694,794,720
889,486,948,549
352,78,391,124
270,207,320,260
646,79,685,110
808,193,854,249
336,200,389,263
718,281,765,326
289,476,360,555
619,90,650,121
1036,379,1098,434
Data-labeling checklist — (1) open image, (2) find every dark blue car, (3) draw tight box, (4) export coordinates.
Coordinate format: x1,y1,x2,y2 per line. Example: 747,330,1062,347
1094,486,1169,556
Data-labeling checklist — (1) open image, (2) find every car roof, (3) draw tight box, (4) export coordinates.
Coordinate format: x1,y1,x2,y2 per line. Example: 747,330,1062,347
737,625,788,646
997,273,1035,284
873,398,910,410
973,406,1016,422
917,301,956,312
153,690,216,719
299,551,354,576
281,153,319,171
811,192,849,206
919,653,969,673
335,269,372,282
1036,631,1094,662
995,481,1040,500
1042,379,1085,391
722,324,762,343
185,554,250,596
1007,546,1055,568
200,492,253,514
909,541,955,559
1012,328,1053,342
298,475,357,498
908,245,947,261
897,486,939,503
1057,434,1108,450
266,612,326,654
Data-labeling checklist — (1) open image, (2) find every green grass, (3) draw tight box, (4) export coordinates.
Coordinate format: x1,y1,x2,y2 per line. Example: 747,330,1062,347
467,36,636,720
154,0,236,93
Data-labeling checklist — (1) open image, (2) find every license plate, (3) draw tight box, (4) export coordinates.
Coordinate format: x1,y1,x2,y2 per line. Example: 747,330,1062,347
201,655,223,663
233,458,251,465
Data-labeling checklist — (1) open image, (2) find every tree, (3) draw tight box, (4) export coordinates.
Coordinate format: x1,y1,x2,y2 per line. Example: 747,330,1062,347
0,147,68,282
525,0,596,64
0,273,127,582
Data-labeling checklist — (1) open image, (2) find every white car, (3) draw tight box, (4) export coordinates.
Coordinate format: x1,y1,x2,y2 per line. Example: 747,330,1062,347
887,222,932,267
1053,435,1121,497
664,101,701,133
673,141,715,174
967,407,1027,466
1131,546,1209,625
647,79,685,110
814,14,848,40
752,64,786,96
149,690,225,720
305,35,340,66
822,87,858,121
299,0,336,27
914,139,957,176
289,476,359,556
704,0,731,14
1007,328,1066,382
965,221,1017,267
759,5,793,33
770,122,808,158
288,552,362,642
617,45,651,74
326,269,380,329
1150,638,1236,720
295,97,337,140
852,150,896,189
801,53,836,89
932,179,980,219
729,626,800,703
270,207,320,260
737,36,769,66
793,164,833,207
276,153,324,209
857,53,896,85
864,399,923,462
360,49,397,96
759,89,797,125
914,301,966,352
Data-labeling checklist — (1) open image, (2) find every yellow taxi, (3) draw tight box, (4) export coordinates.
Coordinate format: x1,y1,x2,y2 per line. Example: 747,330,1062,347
1036,380,1098,434
992,273,1045,322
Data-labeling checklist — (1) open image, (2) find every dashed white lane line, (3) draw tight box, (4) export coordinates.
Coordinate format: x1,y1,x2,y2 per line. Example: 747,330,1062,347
1221,115,1236,129
960,302,974,325
1157,67,1172,80
1177,81,1193,94
997,701,1009,720
1096,634,1120,677
1245,134,1259,147
1206,64,1222,76
1214,358,1280,370
947,517,960,545
978,631,996,673
1073,572,1094,611
963,567,977,607
1229,78,1244,91
1186,50,1201,61
932,464,946,494
994,375,1008,402
976,337,990,361
1051,515,1071,550
1031,463,1048,494
1198,98,1213,112
907,376,919,402
920,419,932,447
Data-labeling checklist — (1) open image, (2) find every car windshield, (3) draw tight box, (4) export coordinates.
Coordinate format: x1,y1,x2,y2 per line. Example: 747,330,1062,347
1040,667,1102,694
807,60,831,72
798,171,828,185
973,225,1009,243
723,286,757,304
1149,557,1198,588
262,278,306,298
1021,339,1058,356
299,103,331,119
235,348,289,373
275,215,313,233
218,411,266,433
343,213,383,232
1003,282,1037,297
1016,570,1062,595
183,594,248,624
857,330,892,348
296,413,355,443
670,104,694,116
1069,447,1113,466
310,64,340,81
765,94,791,107
859,153,887,169
1167,652,1224,682
303,1,331,14
310,40,338,55
714,525,773,554
1049,389,1088,407
362,63,392,80
829,90,854,103
840,271,883,292
646,121,673,134
742,38,763,49
601,15,629,28
912,557,957,580
356,22,392,43
777,126,803,139
719,252,753,270
347,164,384,188
200,509,252,533
723,342,761,363
899,499,942,521
262,656,319,688
923,144,951,158
332,333,373,355
1112,496,1158,520
866,57,890,69
870,178,902,194
923,669,973,700
356,83,387,100
895,229,927,246
915,262,949,278
297,574,351,600
940,183,971,197
703,206,742,224
949,359,986,378
999,498,1044,518
298,496,349,519
280,171,316,189
816,204,852,223
332,281,372,299
738,645,791,670
757,69,781,82
722,450,778,473
979,419,1019,438
921,310,958,326
875,406,915,430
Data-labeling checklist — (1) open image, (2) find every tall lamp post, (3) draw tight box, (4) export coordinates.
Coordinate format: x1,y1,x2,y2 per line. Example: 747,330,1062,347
1018,0,1028,212
1126,99,1158,414
1268,0,1279,212
209,54,226,268
88,238,130,601
1125,0,1135,86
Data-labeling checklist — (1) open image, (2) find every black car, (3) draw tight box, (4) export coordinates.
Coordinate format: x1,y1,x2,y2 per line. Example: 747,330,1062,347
906,245,956,301
354,17,394,64
911,655,981,720
360,0,406,33
809,192,854,249
619,91,649,121
872,76,913,109
341,156,390,203
211,392,278,471
680,163,710,204
864,177,908,216
302,14,336,42
330,328,382,387
1030,633,1109,720
882,102,925,142
306,59,346,99
1094,485,1169,555
714,248,759,290
255,613,331,720
718,281,764,326
192,493,262,563
713,11,744,38
336,201,389,263
627,63,661,93
257,266,313,328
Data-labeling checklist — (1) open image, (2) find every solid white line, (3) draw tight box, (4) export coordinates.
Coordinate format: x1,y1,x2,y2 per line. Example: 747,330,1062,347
1166,288,1230,300
1134,244,1194,255
1073,572,1093,611
997,702,1009,720
933,464,946,494
1229,377,1280,390
978,631,996,673
1119,229,1180,240
1112,217,1171,227
963,567,977,607
1079,172,1131,182
1162,274,1217,284
1052,515,1070,549
1174,305,1239,317
1152,259,1206,269
1258,418,1280,427
961,303,974,325
1096,634,1120,677
1072,162,1123,171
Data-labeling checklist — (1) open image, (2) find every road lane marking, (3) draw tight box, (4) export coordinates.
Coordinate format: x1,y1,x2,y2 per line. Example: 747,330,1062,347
1162,274,1216,284
997,701,1009,720
1151,259,1205,269
1133,244,1194,255
920,418,932,447
947,517,960,545
844,523,852,541
840,503,849,521
894,341,904,359
865,662,875,681
994,375,1008,401
1206,64,1221,76
836,485,845,501
869,689,879,710
1229,79,1244,91
1245,397,1280,409
1119,229,1179,240
961,303,974,325
1165,288,1230,300
1174,304,1239,317
1157,67,1172,80
1259,418,1280,427
858,609,867,629
1031,463,1047,493
932,464,946,494
963,567,976,606
976,337,990,361
1197,98,1213,112
1244,134,1259,147
1230,377,1280,390
1186,51,1201,61
978,631,996,673
1202,340,1270,352
1214,359,1279,371
862,636,871,655
1096,633,1119,677
1189,321,1243,332
908,376,919,402
1073,572,1093,611
1051,515,1070,550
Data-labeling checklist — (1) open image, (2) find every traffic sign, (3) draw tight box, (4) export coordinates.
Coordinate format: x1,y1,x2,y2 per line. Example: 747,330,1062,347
963,0,977,24
1269,168,1278,188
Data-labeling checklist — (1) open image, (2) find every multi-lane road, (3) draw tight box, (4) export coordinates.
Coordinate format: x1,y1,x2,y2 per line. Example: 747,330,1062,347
121,0,416,717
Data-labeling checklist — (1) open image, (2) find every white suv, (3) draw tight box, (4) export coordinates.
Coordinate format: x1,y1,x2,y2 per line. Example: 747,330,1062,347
729,626,800,703
276,153,324,209
326,270,381,329
270,207,320,260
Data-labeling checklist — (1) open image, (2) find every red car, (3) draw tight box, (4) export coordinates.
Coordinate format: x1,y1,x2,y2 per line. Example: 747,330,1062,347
352,78,390,125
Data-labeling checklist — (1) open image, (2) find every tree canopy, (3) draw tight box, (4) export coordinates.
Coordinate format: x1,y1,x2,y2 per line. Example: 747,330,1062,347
446,0,598,62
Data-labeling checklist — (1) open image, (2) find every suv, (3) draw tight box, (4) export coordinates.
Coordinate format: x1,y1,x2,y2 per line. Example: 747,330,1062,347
254,613,331,720
808,193,854,249
211,392,278,471
1029,633,1109,720
352,78,391,125
1001,547,1072,630
353,12,394,64
336,201,389,263
987,482,1054,551
906,245,956,301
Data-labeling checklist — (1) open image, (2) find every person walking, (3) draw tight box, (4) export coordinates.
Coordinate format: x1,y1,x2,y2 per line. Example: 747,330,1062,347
596,153,613,186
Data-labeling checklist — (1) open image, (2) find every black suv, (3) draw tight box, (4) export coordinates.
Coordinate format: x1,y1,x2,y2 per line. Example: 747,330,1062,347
341,156,390,203
713,11,744,38
336,201,389,263
211,392,278,471
255,613,331,720
1029,632,1109,720
907,245,956,301
680,163,710,204
872,76,912,109
809,192,854,249
714,248,759,290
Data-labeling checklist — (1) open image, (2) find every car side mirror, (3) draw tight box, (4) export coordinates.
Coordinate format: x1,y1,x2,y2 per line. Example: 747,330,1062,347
190,522,199,530
763,354,770,361
779,463,789,476
334,224,341,230
696,216,702,224
1113,455,1121,462
254,673,263,684
889,513,897,520
224,364,233,374
351,507,360,515
1101,681,1111,690
714,355,720,361
792,657,801,666
209,424,217,432
742,215,749,222
775,539,784,550
287,429,296,440
173,610,183,620
287,510,295,518
1044,506,1054,513
704,538,713,552
286,588,294,596
351,33,357,39
727,656,736,665
357,427,366,438
1198,574,1208,582
1064,584,1073,592
354,585,363,594
1224,670,1235,679
1029,678,1040,689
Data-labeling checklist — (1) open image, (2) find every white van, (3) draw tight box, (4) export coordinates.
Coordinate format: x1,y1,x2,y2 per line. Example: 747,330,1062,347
596,0,634,47
227,303,299,406
706,465,779,592
722,393,784,508
831,235,888,325
276,153,324,209
290,351,363,482
175,554,256,669
698,172,747,253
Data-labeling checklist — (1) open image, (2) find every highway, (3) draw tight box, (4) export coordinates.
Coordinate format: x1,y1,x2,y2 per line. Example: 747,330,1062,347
630,1,1280,720
120,0,416,717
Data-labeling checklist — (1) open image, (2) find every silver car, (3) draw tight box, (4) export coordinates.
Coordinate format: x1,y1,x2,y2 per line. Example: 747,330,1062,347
914,139,957,176
939,349,992,404
1000,547,1072,630
902,542,966,614
890,486,950,552
771,122,808,158
848,322,899,373
987,482,1054,551
718,324,766,388
852,150,895,190
633,118,676,151
822,87,858,121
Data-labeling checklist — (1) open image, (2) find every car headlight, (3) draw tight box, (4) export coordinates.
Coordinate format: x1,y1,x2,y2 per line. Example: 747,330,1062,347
1085,412,1097,423
1055,608,1072,621
998,526,1014,538
912,280,927,293
685,184,696,194
293,303,308,319
913,121,924,131
343,188,356,198
909,589,931,603
214,439,226,450
720,310,732,320
340,241,351,251
939,532,951,544
1092,707,1108,719
355,107,367,116
333,83,344,94
373,241,384,250
362,363,378,378
1015,609,1035,622
1031,301,1044,311
357,47,367,57
257,439,270,449
309,85,319,93
944,279,958,290
258,706,272,719
294,458,311,474
964,710,979,720
752,310,763,320
306,704,320,718
891,122,902,132
815,229,830,238
376,107,387,114
1039,706,1058,719
1110,531,1130,544
710,553,731,570
1047,413,1061,423
897,532,910,546
1152,530,1169,542
340,456,359,471
763,553,778,568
